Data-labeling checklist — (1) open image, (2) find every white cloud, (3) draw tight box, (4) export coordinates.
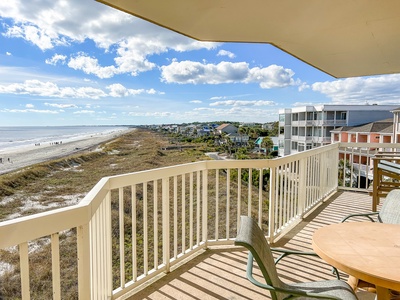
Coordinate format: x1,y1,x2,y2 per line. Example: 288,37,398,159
298,82,310,92
161,61,298,88
0,80,161,99
3,24,64,51
106,83,162,97
44,103,78,108
127,111,172,117
73,110,95,114
6,52,11,56
188,106,278,122
210,100,275,107
210,96,226,100
1,108,59,114
217,50,235,59
292,102,318,107
68,54,118,79
0,79,107,99
25,103,34,108
190,100,202,104
311,74,400,104
45,54,67,65
0,0,219,78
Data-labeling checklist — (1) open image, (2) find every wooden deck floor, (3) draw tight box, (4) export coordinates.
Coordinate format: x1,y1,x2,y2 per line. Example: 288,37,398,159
126,191,379,300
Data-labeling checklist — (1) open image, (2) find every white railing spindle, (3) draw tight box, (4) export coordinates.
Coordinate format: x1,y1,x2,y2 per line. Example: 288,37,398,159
19,242,30,300
51,233,61,300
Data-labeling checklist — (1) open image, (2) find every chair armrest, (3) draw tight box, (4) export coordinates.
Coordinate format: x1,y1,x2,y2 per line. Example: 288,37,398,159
246,254,342,300
341,212,379,223
270,248,341,280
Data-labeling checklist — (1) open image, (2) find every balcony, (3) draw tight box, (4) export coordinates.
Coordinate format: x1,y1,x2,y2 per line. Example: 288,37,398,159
0,142,398,299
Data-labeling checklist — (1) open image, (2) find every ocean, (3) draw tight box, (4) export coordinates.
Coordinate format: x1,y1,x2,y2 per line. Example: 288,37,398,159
0,126,130,152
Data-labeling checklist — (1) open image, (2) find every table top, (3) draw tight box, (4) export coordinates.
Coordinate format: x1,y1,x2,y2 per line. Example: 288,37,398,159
312,222,400,291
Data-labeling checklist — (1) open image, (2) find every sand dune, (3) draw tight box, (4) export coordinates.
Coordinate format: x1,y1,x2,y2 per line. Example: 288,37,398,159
0,128,134,175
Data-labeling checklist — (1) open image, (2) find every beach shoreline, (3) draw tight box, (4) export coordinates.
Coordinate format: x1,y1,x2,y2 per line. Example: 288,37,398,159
0,127,135,175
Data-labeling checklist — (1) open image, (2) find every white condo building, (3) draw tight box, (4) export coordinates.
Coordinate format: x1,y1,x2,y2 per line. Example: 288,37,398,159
278,105,398,156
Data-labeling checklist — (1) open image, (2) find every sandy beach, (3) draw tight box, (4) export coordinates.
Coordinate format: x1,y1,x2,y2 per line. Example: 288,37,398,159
0,128,135,175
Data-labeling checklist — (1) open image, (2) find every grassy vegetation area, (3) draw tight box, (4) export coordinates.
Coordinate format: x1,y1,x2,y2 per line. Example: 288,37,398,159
0,129,210,221
0,128,268,299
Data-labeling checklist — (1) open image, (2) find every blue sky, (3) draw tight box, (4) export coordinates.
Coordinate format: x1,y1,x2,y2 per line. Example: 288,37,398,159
1,1,400,126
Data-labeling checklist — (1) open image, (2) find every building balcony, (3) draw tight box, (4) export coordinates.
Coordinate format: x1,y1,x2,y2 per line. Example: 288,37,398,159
0,142,398,299
313,136,332,143
297,135,313,142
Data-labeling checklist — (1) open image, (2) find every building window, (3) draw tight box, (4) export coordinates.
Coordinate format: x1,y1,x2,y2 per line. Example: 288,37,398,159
337,111,347,120
292,141,298,150
279,114,285,122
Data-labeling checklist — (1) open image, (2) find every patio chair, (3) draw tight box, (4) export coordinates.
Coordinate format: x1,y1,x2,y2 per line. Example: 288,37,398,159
235,216,358,300
341,189,400,224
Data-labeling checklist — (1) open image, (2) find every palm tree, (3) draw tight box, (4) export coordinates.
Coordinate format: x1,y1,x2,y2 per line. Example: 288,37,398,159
261,136,273,155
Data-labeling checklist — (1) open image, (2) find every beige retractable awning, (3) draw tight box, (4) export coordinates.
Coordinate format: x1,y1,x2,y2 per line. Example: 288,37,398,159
97,0,400,78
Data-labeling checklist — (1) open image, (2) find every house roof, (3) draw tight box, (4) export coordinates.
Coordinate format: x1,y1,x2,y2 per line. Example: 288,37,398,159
97,0,400,78
332,119,393,134
216,123,234,130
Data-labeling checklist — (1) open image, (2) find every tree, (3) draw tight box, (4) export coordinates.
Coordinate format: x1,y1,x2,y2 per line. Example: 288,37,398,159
261,136,274,155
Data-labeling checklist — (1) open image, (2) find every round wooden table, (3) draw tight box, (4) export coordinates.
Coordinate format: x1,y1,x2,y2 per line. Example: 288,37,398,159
312,222,400,300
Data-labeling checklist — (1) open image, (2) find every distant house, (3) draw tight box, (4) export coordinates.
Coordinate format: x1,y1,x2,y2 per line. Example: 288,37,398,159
226,133,249,145
240,122,256,127
262,123,275,130
255,136,279,153
182,125,197,135
196,129,210,137
216,123,237,135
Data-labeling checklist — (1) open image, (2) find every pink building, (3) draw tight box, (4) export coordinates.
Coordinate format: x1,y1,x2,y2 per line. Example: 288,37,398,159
331,118,393,144
331,119,394,185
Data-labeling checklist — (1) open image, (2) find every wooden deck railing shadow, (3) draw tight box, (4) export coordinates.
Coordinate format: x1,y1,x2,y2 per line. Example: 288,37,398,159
127,191,373,300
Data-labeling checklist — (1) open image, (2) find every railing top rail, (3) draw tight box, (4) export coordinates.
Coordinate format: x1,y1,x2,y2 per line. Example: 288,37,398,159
0,204,88,249
107,160,207,188
0,177,111,249
338,142,400,148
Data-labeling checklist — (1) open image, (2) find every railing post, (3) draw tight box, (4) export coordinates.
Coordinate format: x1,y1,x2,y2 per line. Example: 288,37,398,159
372,157,379,212
258,168,263,228
77,223,91,300
202,170,208,245
268,166,276,242
298,157,307,217
332,146,339,192
19,242,30,300
51,233,61,300
162,177,170,272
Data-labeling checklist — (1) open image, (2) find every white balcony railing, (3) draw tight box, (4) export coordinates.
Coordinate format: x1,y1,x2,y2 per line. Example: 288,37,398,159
1,142,400,299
